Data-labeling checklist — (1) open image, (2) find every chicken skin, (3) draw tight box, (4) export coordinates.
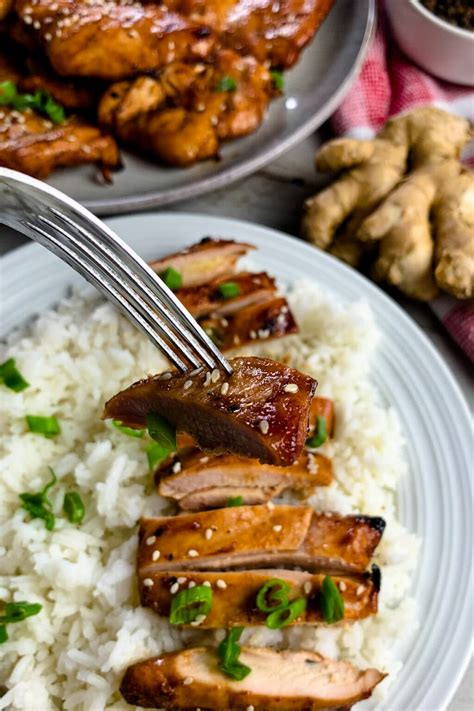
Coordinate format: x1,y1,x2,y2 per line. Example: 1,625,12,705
99,49,275,166
14,0,215,80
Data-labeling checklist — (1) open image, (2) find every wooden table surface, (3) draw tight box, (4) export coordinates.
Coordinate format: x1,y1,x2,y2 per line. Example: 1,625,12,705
1,130,472,710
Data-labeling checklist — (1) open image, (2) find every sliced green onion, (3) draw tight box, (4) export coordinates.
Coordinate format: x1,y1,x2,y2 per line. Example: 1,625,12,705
63,492,85,524
265,597,307,629
0,358,29,392
147,412,176,450
0,601,43,624
217,281,241,299
169,585,213,625
271,70,285,91
19,467,57,531
26,414,61,439
159,267,183,291
306,415,327,449
0,80,16,105
146,441,171,472
215,75,237,92
0,82,65,123
112,419,145,438
226,496,244,507
0,625,7,644
256,578,290,613
320,575,344,624
217,627,251,681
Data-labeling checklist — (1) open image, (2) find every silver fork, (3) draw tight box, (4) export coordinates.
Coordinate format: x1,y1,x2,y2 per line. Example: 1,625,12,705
0,168,232,375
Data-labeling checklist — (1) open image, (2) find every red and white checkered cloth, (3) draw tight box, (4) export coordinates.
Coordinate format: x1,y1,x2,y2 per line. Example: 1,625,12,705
331,1,474,361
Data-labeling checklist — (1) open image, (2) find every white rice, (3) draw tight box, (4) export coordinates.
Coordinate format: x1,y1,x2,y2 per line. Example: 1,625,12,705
0,280,420,710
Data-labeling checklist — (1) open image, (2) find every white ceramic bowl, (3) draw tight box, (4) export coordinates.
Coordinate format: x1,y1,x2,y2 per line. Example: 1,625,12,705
385,0,474,86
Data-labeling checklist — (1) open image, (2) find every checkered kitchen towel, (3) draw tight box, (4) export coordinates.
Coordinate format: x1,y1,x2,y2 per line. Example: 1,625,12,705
331,1,474,361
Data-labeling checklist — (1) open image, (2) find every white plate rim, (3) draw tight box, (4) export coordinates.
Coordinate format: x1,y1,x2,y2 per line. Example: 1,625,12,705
1,212,472,711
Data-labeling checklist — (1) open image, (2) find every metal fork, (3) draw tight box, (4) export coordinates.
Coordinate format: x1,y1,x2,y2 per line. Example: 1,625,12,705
0,168,232,375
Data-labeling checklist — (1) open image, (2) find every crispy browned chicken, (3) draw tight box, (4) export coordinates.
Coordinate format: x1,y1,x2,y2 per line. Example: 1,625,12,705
149,237,254,288
120,646,385,710
99,49,275,165
157,449,333,509
138,505,385,575
103,357,317,465
140,567,381,627
163,0,335,67
14,0,216,80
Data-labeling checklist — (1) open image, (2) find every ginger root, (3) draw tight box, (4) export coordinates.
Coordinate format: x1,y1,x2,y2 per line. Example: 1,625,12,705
302,107,474,300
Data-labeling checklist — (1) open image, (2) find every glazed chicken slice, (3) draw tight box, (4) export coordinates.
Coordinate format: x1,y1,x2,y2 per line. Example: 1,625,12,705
149,237,253,288
104,357,316,466
0,109,120,179
15,0,215,80
0,0,12,21
138,505,385,575
139,567,381,627
176,272,277,319
164,0,335,68
157,450,333,510
120,646,385,710
201,296,299,351
99,49,275,166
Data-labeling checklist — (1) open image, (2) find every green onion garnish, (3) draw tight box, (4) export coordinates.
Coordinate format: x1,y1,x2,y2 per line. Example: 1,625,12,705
0,358,29,392
0,601,42,645
215,75,237,92
270,70,285,91
256,578,290,613
169,585,213,625
146,441,171,472
26,414,61,439
265,597,307,629
147,412,176,451
218,281,241,299
112,419,145,438
159,267,183,291
226,496,244,507
19,467,57,531
63,492,85,524
0,81,65,123
217,627,251,681
306,415,327,449
320,575,345,624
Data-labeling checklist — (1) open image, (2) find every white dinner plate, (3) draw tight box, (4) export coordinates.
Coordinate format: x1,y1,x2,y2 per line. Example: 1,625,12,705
1,213,472,711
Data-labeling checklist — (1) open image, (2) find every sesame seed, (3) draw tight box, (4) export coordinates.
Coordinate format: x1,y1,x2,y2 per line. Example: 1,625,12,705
220,382,229,395
183,379,193,390
304,581,312,595
204,371,211,387
216,579,227,589
143,578,154,588
190,614,207,627
205,528,213,540
183,676,194,685
283,383,299,393
187,549,199,558
339,581,347,592
152,550,161,561
249,330,257,339
211,368,220,383
172,461,182,474
170,582,179,594
267,501,275,510
356,585,364,596
146,536,156,546
200,456,209,463
188,581,196,589
247,706,255,711
160,371,172,380
203,580,211,588
177,577,187,585
259,419,269,435
272,524,282,533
